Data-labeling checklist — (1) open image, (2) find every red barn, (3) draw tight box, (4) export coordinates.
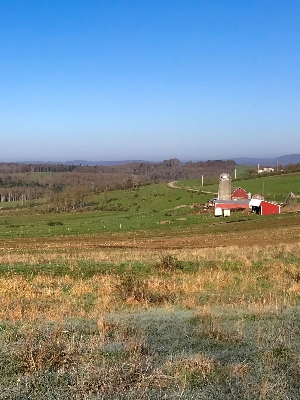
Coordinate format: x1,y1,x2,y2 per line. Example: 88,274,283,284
231,187,248,200
214,199,250,210
249,199,280,215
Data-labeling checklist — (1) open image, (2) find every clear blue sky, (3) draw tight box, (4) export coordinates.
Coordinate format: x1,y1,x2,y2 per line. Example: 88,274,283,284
0,0,299,162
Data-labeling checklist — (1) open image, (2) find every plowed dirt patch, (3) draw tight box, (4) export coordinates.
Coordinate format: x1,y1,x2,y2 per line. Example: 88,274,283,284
0,217,299,252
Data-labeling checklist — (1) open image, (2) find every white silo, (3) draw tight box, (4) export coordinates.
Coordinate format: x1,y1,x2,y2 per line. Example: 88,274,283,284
219,173,231,200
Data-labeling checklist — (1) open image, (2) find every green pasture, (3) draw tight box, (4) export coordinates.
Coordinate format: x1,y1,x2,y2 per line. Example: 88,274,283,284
234,164,254,176
176,165,254,190
0,201,24,209
179,172,300,203
30,171,53,176
0,184,213,239
176,178,218,190
0,173,299,239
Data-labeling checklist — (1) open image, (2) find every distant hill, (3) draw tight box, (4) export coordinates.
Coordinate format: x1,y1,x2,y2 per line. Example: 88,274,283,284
18,160,149,166
63,160,149,166
276,154,300,165
16,154,300,167
232,154,300,166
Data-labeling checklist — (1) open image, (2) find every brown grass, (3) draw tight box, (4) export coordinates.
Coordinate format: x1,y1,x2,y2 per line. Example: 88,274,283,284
0,241,300,398
0,242,299,323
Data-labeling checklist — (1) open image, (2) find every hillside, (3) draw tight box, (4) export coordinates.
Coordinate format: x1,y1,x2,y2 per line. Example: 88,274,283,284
177,171,300,203
0,159,235,205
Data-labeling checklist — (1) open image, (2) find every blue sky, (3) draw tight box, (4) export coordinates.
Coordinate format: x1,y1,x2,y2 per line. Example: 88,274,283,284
0,0,299,162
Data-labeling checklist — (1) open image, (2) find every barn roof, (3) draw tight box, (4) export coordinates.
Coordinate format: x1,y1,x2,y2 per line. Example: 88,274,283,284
215,199,249,205
231,186,247,193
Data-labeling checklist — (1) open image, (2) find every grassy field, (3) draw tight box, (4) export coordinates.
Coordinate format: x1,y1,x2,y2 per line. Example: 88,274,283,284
178,171,300,203
1,173,299,240
0,190,296,240
0,176,300,398
0,184,212,239
235,164,254,176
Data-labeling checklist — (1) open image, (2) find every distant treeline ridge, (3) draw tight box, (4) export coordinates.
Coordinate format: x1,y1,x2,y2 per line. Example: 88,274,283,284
0,159,237,207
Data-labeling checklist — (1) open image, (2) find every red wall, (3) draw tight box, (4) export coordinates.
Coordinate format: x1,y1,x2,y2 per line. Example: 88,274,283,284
260,201,280,215
231,188,248,199
215,203,249,210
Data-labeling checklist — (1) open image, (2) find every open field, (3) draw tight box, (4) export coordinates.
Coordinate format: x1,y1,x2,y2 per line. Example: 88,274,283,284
1,177,300,398
0,184,211,239
0,210,300,252
235,164,254,176
178,171,300,203
1,238,300,399
1,174,300,240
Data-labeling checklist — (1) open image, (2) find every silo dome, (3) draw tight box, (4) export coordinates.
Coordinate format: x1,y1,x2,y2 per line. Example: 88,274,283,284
220,173,231,181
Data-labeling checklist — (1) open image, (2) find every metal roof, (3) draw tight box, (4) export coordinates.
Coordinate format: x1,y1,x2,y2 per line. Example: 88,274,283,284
214,199,249,205
249,199,261,207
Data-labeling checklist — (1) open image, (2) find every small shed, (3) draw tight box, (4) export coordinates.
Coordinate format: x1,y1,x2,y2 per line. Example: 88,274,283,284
231,187,248,200
249,199,280,215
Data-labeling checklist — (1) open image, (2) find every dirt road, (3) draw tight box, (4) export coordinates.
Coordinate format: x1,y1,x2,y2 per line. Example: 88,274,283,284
168,181,217,195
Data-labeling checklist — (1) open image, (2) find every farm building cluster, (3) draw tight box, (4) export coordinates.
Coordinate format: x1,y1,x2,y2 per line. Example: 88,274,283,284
213,173,280,217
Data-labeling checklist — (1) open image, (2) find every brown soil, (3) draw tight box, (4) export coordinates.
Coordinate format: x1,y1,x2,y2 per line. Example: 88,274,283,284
281,204,300,213
0,213,300,252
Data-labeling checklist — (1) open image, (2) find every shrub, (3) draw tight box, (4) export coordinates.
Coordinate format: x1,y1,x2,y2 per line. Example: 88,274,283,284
117,272,149,302
116,271,174,304
46,220,63,226
158,254,183,272
16,326,81,374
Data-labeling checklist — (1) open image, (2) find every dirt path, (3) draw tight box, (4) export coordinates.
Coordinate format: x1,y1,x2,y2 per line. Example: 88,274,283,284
168,181,179,188
168,181,217,195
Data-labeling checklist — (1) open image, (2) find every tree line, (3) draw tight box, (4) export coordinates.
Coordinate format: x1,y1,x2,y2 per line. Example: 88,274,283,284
0,159,236,210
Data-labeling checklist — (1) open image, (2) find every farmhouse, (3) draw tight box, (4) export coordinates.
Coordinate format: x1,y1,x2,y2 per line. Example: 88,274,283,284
258,167,275,174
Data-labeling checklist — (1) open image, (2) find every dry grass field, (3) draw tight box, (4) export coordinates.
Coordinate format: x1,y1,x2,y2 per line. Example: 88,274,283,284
1,220,300,399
